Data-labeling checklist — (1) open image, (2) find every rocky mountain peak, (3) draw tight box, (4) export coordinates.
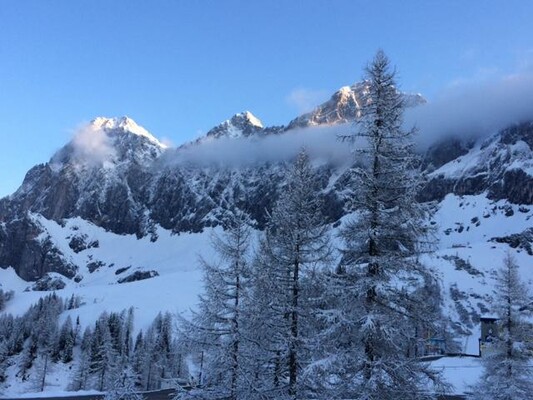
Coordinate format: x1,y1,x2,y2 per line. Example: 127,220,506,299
47,116,166,170
205,111,265,140
90,116,166,148
286,82,426,131
285,82,367,130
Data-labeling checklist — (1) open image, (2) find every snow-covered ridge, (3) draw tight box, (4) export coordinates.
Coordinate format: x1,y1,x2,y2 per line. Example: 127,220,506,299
90,116,167,148
419,122,533,205
50,116,167,168
429,135,533,180
180,82,425,149
238,111,263,129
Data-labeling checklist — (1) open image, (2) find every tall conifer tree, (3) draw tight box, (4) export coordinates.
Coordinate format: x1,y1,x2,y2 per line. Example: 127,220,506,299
178,211,252,400
309,50,444,400
250,150,331,399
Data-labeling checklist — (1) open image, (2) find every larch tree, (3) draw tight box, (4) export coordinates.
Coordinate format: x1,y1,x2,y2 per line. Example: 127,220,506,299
250,150,332,399
140,311,177,390
178,210,252,400
309,50,445,399
470,253,533,400
32,295,62,392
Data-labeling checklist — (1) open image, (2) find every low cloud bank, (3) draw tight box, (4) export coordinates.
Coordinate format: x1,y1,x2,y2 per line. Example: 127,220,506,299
65,72,533,168
164,125,355,167
171,72,533,166
406,72,533,149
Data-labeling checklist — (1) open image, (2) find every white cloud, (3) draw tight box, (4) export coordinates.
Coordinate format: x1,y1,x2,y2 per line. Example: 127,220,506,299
70,124,116,165
286,87,330,114
406,71,533,149
163,124,355,168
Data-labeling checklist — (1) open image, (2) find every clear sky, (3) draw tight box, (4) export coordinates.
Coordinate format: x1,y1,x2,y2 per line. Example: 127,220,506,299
1,0,532,197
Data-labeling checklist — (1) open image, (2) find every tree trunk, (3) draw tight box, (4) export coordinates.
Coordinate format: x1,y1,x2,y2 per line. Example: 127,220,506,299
40,353,48,392
289,249,300,399
230,262,240,400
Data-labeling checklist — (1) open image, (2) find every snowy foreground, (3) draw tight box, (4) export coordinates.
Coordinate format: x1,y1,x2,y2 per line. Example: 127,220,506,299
1,192,532,397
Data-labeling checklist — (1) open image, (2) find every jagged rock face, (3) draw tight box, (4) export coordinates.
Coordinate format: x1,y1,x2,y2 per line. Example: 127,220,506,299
420,122,533,205
148,163,341,233
490,169,533,205
0,215,76,281
0,121,161,236
0,164,78,221
187,111,283,148
0,118,165,279
501,121,533,148
492,227,533,255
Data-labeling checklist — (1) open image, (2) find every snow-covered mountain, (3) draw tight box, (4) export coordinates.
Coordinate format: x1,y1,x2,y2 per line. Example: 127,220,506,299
421,122,533,205
286,81,425,130
0,82,532,397
204,111,266,140
0,114,346,281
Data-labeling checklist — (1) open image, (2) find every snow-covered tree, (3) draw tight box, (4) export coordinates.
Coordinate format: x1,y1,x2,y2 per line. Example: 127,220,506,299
30,295,62,391
131,330,145,388
104,367,145,400
137,312,177,390
470,254,533,400
0,341,9,386
0,289,14,312
89,313,119,391
178,211,252,400
70,348,91,391
308,50,444,399
54,315,75,363
248,150,332,399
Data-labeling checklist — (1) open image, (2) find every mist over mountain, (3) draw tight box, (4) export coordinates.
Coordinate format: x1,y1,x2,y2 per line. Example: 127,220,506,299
407,72,533,149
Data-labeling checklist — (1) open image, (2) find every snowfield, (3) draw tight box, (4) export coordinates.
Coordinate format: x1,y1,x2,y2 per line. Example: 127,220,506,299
0,217,216,334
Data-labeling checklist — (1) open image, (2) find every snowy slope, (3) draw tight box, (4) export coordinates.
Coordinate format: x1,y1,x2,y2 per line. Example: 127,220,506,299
90,116,167,148
0,217,217,333
0,218,242,398
425,193,533,354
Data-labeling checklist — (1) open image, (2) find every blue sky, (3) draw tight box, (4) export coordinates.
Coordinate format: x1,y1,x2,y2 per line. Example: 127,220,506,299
1,0,532,197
